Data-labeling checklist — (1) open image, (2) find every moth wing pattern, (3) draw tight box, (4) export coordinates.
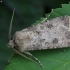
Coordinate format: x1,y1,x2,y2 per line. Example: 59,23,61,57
13,16,70,52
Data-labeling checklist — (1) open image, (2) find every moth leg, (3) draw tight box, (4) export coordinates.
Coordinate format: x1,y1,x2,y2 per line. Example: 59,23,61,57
13,48,44,68
8,53,15,62
24,52,44,68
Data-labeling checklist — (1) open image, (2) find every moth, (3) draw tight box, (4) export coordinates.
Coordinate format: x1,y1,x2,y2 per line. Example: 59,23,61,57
7,8,70,68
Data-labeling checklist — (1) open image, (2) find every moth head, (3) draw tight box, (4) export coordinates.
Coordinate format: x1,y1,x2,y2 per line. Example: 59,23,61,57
7,40,14,48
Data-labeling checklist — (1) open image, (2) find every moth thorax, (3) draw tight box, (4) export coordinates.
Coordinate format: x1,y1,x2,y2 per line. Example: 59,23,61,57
7,40,14,48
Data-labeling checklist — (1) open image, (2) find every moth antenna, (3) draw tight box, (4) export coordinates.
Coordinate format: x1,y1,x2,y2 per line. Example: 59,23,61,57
13,48,44,68
9,8,15,40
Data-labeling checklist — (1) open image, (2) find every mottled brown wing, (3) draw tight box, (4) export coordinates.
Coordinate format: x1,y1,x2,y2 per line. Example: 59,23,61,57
13,16,70,52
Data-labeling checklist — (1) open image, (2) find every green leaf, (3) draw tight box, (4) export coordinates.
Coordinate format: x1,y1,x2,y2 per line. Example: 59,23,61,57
5,3,70,70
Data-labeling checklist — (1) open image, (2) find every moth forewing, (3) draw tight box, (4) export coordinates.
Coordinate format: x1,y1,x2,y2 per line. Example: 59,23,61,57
14,16,70,52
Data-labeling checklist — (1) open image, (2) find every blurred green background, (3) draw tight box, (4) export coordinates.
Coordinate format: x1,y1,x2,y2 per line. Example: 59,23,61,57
0,0,69,70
